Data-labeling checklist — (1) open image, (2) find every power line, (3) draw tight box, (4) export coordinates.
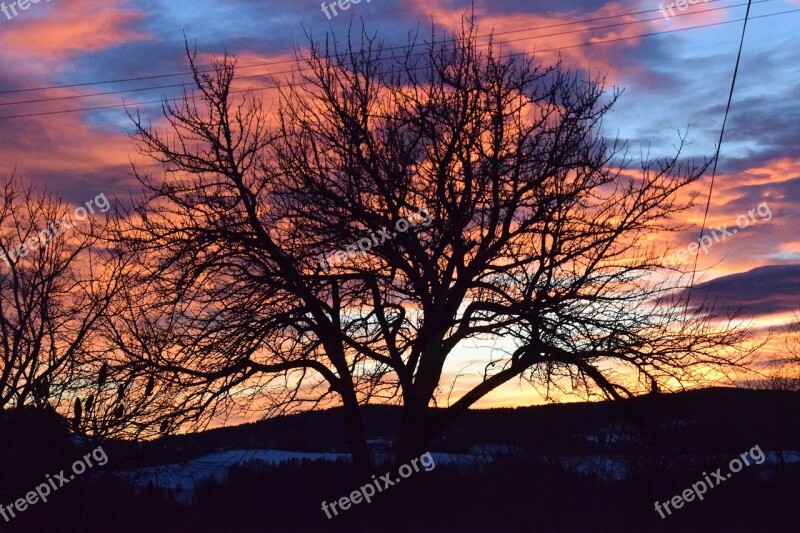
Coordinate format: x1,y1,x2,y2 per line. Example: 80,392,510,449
0,0,766,97
685,0,754,307
0,0,777,109
0,7,795,121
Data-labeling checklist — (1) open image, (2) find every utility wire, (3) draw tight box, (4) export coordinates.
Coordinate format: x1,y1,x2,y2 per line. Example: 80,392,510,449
684,0,754,310
0,0,777,108
0,7,794,121
0,0,769,97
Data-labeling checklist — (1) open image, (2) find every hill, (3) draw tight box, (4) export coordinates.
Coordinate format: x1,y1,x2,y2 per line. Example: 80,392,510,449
127,387,800,466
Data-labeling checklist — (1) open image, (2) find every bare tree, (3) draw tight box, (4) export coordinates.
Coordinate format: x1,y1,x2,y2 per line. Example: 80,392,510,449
741,315,800,392
0,176,118,418
781,317,800,390
120,20,753,473
99,265,246,439
0,175,170,439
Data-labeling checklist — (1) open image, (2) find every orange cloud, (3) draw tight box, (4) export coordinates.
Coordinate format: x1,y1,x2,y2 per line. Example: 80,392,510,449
0,102,147,196
401,1,728,84
0,0,148,62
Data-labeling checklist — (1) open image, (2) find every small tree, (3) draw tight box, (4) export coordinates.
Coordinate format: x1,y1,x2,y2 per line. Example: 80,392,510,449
0,176,116,416
120,20,753,473
742,315,800,392
0,175,167,440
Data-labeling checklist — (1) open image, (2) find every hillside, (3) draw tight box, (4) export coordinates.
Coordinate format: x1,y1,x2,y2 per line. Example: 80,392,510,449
125,387,800,466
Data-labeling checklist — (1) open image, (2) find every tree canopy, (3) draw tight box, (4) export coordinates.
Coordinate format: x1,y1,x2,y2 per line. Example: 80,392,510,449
112,21,752,471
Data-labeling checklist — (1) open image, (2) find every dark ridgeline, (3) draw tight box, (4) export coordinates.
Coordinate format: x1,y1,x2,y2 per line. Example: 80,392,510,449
1,387,798,531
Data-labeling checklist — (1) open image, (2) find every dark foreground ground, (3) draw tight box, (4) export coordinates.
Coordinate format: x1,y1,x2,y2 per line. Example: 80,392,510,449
2,388,799,532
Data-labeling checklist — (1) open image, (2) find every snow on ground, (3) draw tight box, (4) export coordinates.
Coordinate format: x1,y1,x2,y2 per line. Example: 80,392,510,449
115,448,800,502
542,451,800,482
551,455,630,481
116,449,492,502
116,450,351,502
765,451,800,463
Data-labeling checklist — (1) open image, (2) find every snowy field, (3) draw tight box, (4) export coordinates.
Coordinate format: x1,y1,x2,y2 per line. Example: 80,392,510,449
115,449,494,501
115,448,800,501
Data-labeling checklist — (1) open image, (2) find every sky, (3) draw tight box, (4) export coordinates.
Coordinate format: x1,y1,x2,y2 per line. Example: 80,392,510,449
0,0,798,409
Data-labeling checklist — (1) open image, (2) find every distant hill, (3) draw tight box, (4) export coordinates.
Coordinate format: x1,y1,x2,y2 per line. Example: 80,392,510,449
5,389,800,532
130,387,800,466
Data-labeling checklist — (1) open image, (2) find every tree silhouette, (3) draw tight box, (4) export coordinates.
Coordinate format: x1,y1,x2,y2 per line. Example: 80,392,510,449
0,176,166,439
119,20,753,473
0,176,117,415
742,312,800,391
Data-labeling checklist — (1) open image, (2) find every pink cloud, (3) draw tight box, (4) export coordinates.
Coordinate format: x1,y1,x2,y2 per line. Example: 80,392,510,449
400,1,726,84
0,0,148,64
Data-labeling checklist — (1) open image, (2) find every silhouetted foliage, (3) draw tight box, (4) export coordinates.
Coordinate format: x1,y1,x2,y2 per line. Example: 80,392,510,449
116,19,754,474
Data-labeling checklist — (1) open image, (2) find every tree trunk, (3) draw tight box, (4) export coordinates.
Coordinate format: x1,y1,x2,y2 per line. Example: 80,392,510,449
393,400,432,468
340,390,373,477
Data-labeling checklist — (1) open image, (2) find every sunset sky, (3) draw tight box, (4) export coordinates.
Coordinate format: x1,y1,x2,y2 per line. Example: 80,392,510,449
1,0,798,410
